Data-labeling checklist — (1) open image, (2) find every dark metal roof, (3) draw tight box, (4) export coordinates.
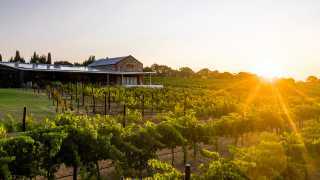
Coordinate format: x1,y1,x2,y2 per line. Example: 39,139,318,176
88,56,130,67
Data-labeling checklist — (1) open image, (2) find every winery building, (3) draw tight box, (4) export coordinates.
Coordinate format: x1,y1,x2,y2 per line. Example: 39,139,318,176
0,55,156,88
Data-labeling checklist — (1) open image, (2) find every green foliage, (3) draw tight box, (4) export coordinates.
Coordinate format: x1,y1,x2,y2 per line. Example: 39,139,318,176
196,158,248,180
120,122,163,176
145,159,182,179
28,128,67,179
2,136,41,178
231,132,308,180
0,124,6,138
0,142,14,180
3,76,320,179
0,114,20,133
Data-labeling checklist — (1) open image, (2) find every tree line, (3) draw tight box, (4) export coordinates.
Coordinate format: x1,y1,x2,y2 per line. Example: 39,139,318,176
1,51,319,82
0,51,96,66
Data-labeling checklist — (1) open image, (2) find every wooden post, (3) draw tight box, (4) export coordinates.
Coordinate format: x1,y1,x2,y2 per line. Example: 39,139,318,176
91,87,95,113
56,98,59,113
104,92,107,115
70,86,73,111
73,165,78,180
63,99,67,112
122,104,126,127
108,90,111,113
77,97,80,113
82,82,85,106
75,82,78,101
185,164,191,180
107,74,110,85
141,94,145,118
184,95,187,116
151,93,154,113
121,74,123,85
22,107,26,132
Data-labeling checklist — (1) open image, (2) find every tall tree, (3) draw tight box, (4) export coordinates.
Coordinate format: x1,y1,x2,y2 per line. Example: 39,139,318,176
13,50,25,63
30,52,39,64
47,52,52,64
82,55,95,66
39,55,47,64
0,54,2,62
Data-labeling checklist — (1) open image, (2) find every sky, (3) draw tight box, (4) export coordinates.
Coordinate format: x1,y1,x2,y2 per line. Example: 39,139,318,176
1,0,320,80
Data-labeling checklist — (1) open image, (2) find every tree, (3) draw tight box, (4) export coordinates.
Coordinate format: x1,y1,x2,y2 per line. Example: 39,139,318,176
54,61,73,66
12,50,25,63
74,62,81,66
30,52,39,64
39,55,47,64
150,64,174,76
0,54,2,62
306,76,318,83
156,122,186,165
179,67,194,77
82,56,95,66
174,111,205,161
143,66,153,72
14,51,21,62
57,127,84,180
47,53,52,64
197,68,211,78
28,128,67,180
121,123,163,176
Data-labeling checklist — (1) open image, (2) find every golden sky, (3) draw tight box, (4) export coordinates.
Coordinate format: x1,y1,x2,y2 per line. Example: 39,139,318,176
1,0,320,80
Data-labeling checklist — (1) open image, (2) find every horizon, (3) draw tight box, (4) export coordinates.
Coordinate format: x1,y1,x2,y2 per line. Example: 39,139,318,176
1,0,320,80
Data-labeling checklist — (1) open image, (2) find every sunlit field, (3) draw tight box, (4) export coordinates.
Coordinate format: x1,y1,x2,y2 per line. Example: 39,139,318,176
2,74,320,179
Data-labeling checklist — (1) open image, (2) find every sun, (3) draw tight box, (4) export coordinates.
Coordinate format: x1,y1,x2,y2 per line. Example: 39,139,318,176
251,62,284,81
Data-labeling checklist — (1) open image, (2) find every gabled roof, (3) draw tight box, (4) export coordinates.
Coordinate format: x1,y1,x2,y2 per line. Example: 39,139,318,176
88,55,131,67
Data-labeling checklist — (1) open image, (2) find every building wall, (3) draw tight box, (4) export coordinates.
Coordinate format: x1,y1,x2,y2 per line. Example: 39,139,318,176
116,56,143,72
90,56,143,72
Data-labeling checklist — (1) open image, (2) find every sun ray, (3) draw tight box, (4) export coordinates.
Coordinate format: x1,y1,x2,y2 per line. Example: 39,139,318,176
273,85,316,174
285,82,317,104
210,78,255,96
242,82,261,113
273,86,297,132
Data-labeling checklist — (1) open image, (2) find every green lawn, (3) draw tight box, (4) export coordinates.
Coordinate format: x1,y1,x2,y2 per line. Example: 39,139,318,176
0,89,55,121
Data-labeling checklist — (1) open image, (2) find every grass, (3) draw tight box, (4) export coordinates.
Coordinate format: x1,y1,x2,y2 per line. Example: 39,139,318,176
0,89,55,121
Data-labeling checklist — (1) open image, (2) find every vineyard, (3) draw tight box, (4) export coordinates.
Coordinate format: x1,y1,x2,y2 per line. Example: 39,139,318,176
1,76,320,179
